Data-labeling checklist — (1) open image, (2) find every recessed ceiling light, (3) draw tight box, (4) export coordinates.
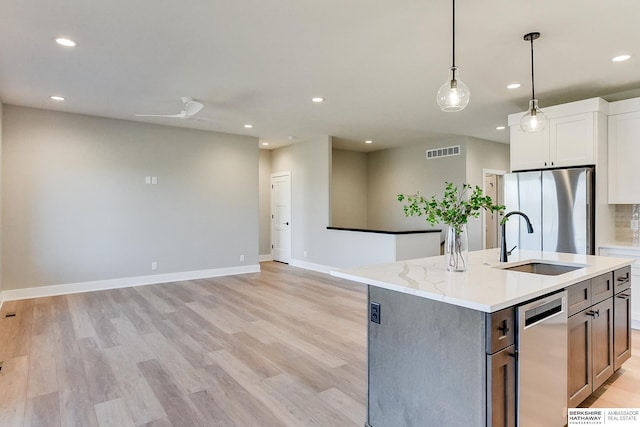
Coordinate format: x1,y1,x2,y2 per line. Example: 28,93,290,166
261,142,269,146
312,97,324,103
496,126,506,130
55,38,76,47
50,95,65,101
612,54,631,62
365,140,373,144
244,124,253,129
506,83,521,89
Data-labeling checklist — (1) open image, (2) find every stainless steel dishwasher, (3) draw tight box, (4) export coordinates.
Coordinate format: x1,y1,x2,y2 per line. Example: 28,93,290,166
517,290,568,427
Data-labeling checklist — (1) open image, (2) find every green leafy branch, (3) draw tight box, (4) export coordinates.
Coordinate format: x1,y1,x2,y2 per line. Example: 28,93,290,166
397,182,505,234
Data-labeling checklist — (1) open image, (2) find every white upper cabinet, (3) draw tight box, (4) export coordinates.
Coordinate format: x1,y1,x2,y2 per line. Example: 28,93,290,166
550,113,595,167
509,125,548,170
608,98,640,204
508,98,607,172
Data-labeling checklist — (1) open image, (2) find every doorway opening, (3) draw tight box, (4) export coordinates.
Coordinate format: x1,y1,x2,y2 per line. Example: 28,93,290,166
483,169,506,249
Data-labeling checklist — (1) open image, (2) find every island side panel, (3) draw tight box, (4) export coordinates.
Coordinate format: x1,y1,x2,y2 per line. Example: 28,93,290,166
368,286,487,427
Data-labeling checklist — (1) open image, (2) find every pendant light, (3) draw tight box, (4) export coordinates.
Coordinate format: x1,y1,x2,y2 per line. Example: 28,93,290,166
436,0,470,112
520,32,547,132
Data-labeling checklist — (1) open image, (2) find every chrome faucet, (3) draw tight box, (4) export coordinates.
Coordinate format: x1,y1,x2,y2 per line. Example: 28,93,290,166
500,211,534,262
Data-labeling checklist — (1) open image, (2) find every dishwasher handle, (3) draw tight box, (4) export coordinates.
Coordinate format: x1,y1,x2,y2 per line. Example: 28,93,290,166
522,294,566,328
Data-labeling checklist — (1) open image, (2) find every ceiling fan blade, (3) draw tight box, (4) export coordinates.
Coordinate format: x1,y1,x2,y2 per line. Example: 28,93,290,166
134,113,185,118
184,101,204,116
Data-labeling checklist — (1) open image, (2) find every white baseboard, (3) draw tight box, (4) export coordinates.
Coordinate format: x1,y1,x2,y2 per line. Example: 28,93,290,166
289,259,335,274
633,318,640,331
0,264,261,302
259,254,273,262
0,292,4,312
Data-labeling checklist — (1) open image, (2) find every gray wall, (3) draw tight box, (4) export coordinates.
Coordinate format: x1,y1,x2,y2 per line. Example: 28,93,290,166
465,137,510,250
366,138,466,232
357,137,508,250
2,105,259,290
271,136,334,265
331,148,368,228
0,101,2,293
258,149,272,257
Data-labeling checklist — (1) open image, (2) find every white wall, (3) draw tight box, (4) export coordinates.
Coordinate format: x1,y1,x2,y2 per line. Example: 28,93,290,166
2,105,259,291
258,149,272,258
331,148,368,228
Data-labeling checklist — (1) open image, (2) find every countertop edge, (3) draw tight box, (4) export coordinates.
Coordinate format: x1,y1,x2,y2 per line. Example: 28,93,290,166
331,251,634,313
326,226,441,235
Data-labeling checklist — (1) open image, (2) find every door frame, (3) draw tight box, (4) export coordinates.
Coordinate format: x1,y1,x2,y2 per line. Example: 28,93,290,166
270,171,292,263
482,169,506,250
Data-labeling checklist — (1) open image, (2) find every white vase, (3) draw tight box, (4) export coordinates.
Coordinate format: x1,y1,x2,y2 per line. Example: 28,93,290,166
445,224,468,272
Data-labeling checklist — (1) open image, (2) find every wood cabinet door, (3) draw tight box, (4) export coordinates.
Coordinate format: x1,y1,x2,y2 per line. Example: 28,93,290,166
591,273,614,306
568,311,592,408
614,266,631,294
487,345,516,427
614,289,632,371
592,298,614,390
568,279,592,317
486,308,515,354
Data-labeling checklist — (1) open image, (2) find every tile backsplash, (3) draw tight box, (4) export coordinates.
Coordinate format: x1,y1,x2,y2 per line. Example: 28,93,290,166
615,204,635,243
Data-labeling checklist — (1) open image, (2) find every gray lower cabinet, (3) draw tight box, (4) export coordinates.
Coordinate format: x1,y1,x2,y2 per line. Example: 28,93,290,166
614,267,632,370
567,285,614,408
568,307,593,407
591,298,614,390
487,345,516,427
366,286,516,427
567,268,631,408
365,266,630,426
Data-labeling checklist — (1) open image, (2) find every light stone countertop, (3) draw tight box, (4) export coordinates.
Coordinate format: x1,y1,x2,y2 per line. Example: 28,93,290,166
600,242,640,252
331,248,633,313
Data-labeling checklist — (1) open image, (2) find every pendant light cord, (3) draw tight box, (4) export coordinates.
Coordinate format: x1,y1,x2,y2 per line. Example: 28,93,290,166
452,0,456,68
530,36,535,100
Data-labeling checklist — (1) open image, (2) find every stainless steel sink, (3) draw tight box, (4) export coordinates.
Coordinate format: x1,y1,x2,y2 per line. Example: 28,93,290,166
499,262,585,276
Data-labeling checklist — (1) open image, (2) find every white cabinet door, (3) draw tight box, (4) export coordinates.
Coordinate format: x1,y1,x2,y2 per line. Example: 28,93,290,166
551,113,595,168
510,112,595,171
510,125,549,171
608,111,640,203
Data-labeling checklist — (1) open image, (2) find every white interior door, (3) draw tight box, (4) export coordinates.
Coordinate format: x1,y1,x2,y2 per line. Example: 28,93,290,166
271,172,291,263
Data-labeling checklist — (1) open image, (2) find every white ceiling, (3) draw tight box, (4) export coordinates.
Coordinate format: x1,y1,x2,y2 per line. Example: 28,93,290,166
1,0,639,152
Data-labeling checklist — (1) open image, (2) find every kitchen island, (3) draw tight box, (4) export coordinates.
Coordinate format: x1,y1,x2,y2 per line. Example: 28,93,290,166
332,248,633,427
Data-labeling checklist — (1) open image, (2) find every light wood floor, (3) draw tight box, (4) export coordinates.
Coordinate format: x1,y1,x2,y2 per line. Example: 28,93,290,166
0,261,638,426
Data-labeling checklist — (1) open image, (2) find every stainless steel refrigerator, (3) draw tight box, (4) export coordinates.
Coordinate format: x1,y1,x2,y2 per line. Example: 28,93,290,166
503,167,595,255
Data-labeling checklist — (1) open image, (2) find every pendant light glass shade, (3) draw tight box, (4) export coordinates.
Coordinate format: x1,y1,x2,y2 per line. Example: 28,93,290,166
437,67,470,112
520,32,546,132
437,0,469,112
520,99,547,132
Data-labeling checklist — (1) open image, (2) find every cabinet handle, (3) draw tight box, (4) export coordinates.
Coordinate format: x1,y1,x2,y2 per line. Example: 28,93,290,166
617,275,629,282
544,162,547,166
617,293,630,299
498,323,510,335
586,309,600,317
